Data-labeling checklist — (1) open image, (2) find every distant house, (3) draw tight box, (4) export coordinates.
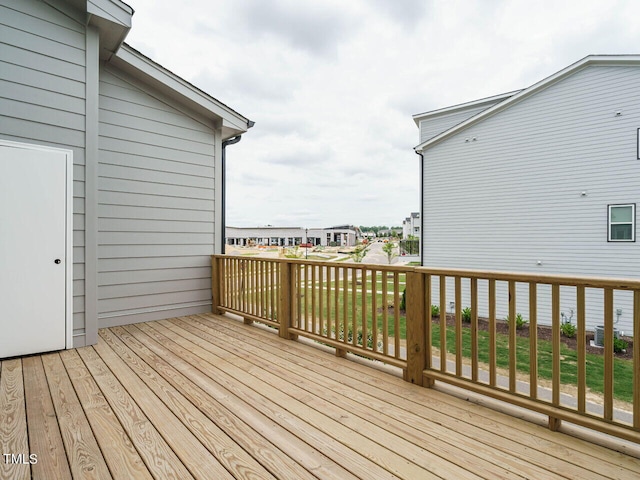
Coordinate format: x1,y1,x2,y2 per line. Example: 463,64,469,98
0,0,252,357
226,225,359,247
402,212,420,239
413,55,640,334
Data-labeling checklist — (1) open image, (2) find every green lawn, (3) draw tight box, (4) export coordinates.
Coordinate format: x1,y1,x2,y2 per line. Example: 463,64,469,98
431,323,633,403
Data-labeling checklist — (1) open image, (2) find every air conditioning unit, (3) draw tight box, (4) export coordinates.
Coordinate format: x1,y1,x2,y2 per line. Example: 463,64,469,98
594,326,620,347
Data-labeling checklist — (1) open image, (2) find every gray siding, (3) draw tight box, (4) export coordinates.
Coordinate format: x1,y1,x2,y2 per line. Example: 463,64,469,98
422,65,640,333
419,102,499,144
97,64,217,326
0,0,87,340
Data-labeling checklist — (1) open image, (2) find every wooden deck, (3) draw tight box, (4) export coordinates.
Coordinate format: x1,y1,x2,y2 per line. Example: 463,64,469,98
2,314,639,479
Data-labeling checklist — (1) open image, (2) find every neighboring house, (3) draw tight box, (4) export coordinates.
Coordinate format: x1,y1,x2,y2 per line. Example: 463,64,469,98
402,212,420,239
0,0,252,358
226,225,359,247
413,55,640,334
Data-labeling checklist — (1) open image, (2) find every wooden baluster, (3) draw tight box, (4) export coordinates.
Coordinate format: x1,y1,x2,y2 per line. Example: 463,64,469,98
529,282,538,399
509,280,517,393
471,278,478,382
455,276,462,377
440,276,447,373
550,283,561,431
604,288,614,422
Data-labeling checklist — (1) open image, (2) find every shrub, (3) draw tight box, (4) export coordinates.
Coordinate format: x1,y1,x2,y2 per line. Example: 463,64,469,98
614,337,628,353
400,288,406,311
560,321,576,338
506,313,527,329
328,326,382,351
284,246,303,258
461,307,472,323
431,305,440,317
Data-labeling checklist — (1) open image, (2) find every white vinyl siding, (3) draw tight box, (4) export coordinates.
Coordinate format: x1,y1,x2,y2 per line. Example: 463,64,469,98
97,64,217,326
0,0,87,340
422,65,640,334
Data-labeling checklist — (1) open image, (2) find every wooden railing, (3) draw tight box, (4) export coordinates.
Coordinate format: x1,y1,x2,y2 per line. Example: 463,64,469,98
211,255,640,443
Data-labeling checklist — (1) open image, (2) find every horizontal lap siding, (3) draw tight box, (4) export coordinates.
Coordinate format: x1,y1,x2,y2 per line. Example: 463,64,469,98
422,65,640,334
98,65,216,326
0,0,86,337
419,102,498,144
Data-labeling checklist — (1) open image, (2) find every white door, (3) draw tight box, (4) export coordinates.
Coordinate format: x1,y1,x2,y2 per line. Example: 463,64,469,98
0,143,68,358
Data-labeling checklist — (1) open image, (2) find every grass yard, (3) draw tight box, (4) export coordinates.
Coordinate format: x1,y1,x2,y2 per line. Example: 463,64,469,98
431,322,633,403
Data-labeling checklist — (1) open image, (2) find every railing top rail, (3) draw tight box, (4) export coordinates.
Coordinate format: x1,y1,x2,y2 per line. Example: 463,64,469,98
212,254,417,272
212,255,640,289
415,266,640,290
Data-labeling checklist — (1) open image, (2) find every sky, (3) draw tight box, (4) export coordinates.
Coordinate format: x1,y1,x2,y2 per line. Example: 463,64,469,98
124,0,640,228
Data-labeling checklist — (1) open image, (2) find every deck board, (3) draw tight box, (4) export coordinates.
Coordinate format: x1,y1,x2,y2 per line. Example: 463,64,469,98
1,313,639,479
0,359,29,480
23,356,72,480
41,352,112,479
189,313,637,479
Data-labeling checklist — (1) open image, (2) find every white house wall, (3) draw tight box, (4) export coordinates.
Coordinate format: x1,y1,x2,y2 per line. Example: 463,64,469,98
0,0,88,341
422,65,640,333
97,64,217,326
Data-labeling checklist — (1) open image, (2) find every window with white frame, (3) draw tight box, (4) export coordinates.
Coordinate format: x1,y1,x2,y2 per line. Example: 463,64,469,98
608,204,635,242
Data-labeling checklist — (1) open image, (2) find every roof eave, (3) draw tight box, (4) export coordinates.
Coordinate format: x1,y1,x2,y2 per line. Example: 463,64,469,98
414,54,640,153
86,0,133,60
111,44,251,137
412,90,520,127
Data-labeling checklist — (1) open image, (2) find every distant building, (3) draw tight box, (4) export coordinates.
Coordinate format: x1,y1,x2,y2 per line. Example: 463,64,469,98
377,228,403,238
226,226,360,247
402,212,421,239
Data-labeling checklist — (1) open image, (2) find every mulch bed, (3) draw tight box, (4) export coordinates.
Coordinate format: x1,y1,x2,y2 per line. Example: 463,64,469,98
435,313,634,360
383,306,633,359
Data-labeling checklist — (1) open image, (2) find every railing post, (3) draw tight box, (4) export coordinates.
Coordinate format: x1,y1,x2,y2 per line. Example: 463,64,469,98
279,261,298,340
211,255,222,315
405,270,426,386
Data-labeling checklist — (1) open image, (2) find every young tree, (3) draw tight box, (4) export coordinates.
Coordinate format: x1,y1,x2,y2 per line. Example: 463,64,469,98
349,243,370,263
382,242,398,264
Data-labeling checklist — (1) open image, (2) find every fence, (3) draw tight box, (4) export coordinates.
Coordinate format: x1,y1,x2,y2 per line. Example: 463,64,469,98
212,255,640,443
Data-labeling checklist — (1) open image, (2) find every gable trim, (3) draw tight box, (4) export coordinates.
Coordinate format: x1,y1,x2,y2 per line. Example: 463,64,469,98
414,55,640,153
110,44,251,139
412,90,520,126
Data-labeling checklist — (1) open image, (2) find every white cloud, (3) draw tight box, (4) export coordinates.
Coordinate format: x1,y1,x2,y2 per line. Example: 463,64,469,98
125,0,640,228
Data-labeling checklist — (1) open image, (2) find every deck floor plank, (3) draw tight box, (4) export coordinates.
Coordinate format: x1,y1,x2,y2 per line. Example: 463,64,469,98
193,313,640,480
182,315,557,480
167,316,487,480
59,349,153,480
0,359,29,480
98,327,280,480
76,346,198,480
144,320,434,479
2,313,639,479
106,326,332,480
88,339,236,480
41,353,113,480
23,355,72,480
154,319,452,480
133,321,390,479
